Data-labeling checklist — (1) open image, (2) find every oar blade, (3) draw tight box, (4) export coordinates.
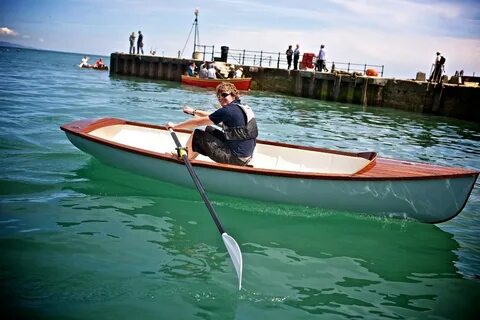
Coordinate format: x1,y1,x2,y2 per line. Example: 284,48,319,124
222,233,243,290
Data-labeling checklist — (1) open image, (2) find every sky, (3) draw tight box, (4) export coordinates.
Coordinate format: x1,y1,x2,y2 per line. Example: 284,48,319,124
1,0,479,78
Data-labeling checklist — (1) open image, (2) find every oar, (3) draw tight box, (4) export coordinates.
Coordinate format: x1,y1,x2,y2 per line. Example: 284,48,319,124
168,128,243,290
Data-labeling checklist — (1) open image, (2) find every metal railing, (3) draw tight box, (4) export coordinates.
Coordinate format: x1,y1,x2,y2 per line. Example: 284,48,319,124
193,44,384,76
193,44,215,61
227,49,283,68
329,62,384,77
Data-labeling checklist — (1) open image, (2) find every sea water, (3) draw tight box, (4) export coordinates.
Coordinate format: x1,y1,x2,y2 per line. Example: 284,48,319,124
0,47,479,319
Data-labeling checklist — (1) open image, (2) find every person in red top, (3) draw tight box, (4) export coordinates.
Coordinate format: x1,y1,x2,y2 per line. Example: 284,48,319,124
94,58,104,68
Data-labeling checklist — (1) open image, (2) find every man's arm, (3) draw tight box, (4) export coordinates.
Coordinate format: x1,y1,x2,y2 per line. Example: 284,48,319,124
183,106,210,117
167,116,213,130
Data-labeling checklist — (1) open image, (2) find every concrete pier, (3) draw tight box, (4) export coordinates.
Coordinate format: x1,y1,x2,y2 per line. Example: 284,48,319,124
110,53,185,81
110,53,480,122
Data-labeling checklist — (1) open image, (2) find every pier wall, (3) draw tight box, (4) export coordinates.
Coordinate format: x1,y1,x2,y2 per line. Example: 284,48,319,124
110,53,480,122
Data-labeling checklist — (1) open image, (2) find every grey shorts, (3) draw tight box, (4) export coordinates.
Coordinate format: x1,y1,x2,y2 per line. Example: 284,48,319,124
192,126,248,166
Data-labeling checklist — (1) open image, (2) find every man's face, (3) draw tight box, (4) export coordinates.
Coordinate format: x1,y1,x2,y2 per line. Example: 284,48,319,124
217,92,233,107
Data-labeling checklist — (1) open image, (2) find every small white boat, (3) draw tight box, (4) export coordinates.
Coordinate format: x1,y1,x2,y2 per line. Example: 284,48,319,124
61,118,478,223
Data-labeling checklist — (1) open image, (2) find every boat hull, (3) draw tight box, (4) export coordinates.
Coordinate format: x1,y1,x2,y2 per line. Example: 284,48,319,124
80,65,108,71
62,119,478,223
181,75,252,90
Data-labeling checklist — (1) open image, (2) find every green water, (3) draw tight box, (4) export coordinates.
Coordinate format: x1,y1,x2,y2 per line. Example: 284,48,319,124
0,47,479,319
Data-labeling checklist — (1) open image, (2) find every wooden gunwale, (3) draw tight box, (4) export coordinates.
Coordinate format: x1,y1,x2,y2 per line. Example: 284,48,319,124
61,118,479,181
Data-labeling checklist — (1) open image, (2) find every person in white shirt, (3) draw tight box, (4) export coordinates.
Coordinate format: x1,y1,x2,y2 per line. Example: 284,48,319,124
79,56,90,68
199,64,208,78
235,67,243,78
207,64,216,79
316,45,327,72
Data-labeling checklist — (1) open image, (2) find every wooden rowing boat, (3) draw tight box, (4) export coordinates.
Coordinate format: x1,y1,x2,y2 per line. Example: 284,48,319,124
61,118,478,223
181,75,252,90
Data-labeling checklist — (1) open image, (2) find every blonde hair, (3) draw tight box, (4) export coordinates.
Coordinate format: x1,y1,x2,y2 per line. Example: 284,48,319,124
216,82,240,100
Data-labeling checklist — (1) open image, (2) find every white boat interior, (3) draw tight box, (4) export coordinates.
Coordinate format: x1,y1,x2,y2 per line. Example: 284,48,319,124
89,124,371,175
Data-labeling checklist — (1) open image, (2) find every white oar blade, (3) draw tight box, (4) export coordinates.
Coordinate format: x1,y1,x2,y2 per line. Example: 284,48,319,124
222,233,243,290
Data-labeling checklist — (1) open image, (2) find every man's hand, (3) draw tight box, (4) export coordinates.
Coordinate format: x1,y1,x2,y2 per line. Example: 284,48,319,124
183,106,195,115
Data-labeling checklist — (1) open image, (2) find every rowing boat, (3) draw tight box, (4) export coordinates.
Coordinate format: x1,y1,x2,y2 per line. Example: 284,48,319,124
61,118,478,223
80,65,109,71
181,75,252,90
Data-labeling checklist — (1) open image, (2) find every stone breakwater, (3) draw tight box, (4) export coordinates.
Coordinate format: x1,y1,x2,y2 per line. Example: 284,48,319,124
110,53,479,122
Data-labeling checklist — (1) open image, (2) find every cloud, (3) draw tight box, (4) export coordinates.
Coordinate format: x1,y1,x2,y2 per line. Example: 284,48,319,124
0,27,18,36
206,0,478,38
332,0,462,21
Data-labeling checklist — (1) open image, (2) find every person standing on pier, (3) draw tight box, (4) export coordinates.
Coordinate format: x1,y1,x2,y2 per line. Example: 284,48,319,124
137,31,144,55
293,44,300,70
286,45,293,70
129,32,135,54
429,52,445,83
316,44,327,72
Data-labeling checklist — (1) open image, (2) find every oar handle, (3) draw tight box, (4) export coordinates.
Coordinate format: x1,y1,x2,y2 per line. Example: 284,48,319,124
168,128,225,235
169,127,184,148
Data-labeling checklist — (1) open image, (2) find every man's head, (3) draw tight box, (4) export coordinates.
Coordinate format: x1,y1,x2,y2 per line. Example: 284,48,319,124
437,52,440,55
216,82,239,106
321,44,325,48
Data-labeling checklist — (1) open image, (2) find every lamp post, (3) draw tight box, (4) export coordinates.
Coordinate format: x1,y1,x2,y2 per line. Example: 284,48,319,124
193,8,199,56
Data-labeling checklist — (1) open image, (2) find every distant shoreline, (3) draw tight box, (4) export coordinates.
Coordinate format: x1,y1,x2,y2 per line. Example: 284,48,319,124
0,41,33,49
0,42,108,58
